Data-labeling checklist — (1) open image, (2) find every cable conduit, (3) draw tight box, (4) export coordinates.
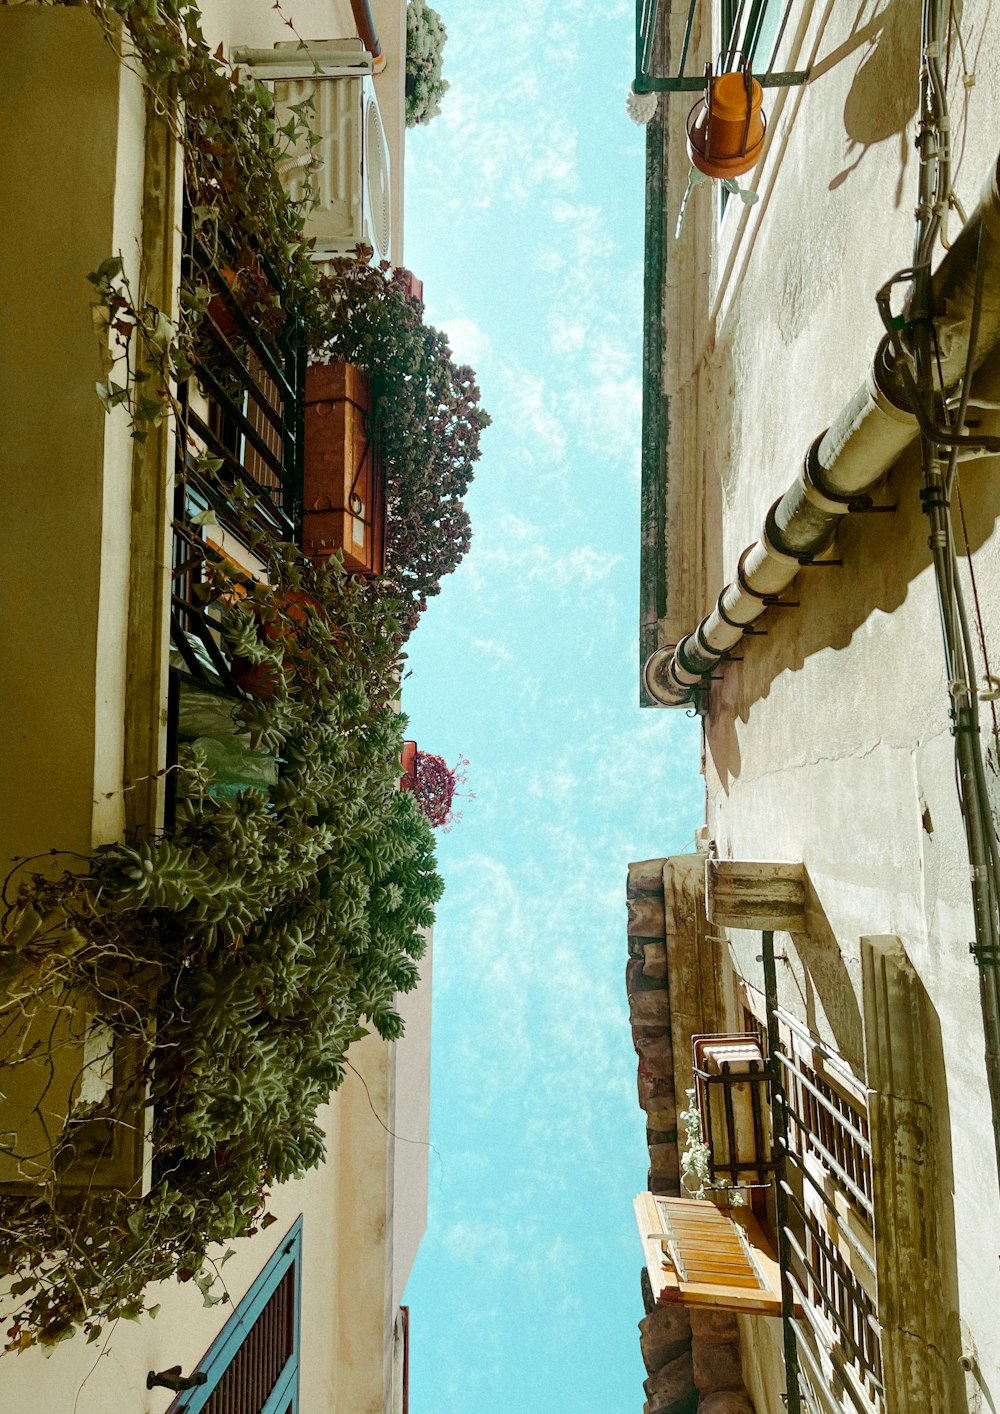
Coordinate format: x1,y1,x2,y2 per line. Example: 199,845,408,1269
350,0,386,72
644,152,1000,707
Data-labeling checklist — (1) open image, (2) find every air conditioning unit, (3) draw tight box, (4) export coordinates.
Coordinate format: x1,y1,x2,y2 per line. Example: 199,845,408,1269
233,40,392,264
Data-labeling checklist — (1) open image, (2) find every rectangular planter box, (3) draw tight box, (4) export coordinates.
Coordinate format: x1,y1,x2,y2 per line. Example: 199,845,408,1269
303,361,386,576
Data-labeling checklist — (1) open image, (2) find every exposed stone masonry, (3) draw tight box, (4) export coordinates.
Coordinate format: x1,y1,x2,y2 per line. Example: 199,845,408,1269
627,860,755,1414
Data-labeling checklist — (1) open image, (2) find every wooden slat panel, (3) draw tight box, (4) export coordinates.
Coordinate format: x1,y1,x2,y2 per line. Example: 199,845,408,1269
634,1193,792,1317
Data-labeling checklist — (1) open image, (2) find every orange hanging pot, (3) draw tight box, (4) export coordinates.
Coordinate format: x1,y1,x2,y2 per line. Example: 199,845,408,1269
686,60,766,180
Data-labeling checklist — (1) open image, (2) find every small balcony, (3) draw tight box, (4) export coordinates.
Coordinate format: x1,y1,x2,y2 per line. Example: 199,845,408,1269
167,197,307,814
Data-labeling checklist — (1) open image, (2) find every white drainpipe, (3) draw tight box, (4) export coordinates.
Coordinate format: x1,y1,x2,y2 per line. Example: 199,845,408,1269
644,154,1000,707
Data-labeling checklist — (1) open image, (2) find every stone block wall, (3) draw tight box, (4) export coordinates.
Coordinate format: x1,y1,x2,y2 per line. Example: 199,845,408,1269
627,860,757,1414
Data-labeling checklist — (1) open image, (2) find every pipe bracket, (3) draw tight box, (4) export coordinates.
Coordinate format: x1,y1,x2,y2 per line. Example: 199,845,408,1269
735,540,775,596
676,632,712,680
696,620,727,660
800,436,858,515
761,503,810,566
642,646,690,707
716,588,755,630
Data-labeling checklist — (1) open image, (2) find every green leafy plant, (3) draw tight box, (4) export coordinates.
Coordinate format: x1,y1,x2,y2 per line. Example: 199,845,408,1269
309,254,490,632
0,542,441,1351
678,1088,745,1206
675,163,759,239
0,0,480,1351
405,0,449,128
87,256,191,440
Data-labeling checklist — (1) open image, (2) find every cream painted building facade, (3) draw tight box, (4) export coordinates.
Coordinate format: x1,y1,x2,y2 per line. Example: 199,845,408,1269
0,1,430,1410
632,1,1000,1412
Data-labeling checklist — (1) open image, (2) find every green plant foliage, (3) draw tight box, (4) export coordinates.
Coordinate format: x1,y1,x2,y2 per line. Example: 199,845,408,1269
405,0,449,128
309,254,490,632
0,0,466,1353
0,546,441,1351
85,0,319,291
678,1088,745,1206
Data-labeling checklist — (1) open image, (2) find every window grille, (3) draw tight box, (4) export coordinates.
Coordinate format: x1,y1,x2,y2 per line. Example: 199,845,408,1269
635,0,810,94
775,1012,883,1410
168,1216,302,1414
720,0,788,73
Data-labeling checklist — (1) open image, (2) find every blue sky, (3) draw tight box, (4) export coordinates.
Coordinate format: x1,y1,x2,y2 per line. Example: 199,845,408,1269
400,3,703,1408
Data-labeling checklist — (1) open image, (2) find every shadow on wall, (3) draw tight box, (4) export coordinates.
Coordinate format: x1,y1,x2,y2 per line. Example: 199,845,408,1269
789,870,865,1072
705,347,1000,793
811,0,920,203
787,909,971,1408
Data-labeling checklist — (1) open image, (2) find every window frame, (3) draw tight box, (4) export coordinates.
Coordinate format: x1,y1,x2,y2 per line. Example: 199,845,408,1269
168,1215,303,1414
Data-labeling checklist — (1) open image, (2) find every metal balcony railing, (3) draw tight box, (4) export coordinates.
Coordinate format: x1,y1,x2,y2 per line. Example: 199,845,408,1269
165,200,307,824
759,933,885,1414
169,203,306,697
636,0,810,93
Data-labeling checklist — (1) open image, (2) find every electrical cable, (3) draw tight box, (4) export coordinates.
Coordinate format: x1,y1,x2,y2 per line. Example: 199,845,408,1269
912,0,1000,1192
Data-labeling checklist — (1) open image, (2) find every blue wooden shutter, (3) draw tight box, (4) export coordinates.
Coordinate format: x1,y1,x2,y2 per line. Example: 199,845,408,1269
169,1215,302,1414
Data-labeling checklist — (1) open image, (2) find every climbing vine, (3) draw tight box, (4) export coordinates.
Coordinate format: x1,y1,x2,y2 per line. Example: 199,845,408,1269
0,543,441,1351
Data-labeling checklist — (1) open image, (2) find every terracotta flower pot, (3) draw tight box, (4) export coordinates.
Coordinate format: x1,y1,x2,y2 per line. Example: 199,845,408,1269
686,65,766,180
230,589,324,700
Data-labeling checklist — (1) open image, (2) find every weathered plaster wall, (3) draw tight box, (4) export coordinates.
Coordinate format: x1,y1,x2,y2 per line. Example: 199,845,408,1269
656,0,1000,1402
0,5,145,876
627,858,756,1414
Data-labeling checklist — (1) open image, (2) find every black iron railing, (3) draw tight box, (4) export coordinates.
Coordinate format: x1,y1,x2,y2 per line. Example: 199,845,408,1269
169,208,305,691
760,940,884,1414
165,204,306,822
636,0,809,93
178,222,305,543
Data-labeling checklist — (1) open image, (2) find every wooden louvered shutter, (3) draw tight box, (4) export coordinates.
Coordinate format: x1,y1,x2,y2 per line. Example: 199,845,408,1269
634,1193,791,1317
169,1216,302,1414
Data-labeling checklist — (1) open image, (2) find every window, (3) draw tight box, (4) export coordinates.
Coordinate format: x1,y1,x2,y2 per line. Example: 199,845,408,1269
169,1216,302,1414
720,0,788,73
774,1013,883,1411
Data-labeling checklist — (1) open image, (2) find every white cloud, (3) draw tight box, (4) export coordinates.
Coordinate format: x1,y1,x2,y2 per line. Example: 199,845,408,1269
470,635,517,666
440,315,493,366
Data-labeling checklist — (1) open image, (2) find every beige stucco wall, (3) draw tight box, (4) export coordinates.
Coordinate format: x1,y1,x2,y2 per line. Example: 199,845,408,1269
0,1010,431,1413
656,0,1000,1405
0,5,146,877
391,931,433,1313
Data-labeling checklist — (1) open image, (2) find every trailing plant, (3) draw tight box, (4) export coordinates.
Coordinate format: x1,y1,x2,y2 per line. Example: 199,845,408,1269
32,0,322,432
71,0,320,291
88,255,191,440
679,1088,713,1199
0,0,481,1349
0,542,442,1351
309,253,490,632
65,0,486,634
674,164,759,239
405,0,449,128
402,750,470,831
678,1089,744,1206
